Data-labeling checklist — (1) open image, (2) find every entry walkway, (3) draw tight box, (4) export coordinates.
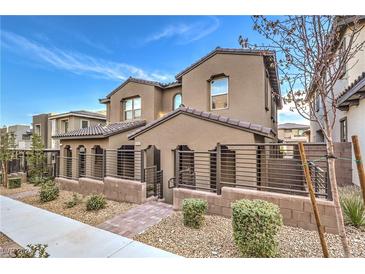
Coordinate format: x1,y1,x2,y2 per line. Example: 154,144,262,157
0,196,179,258
98,201,173,238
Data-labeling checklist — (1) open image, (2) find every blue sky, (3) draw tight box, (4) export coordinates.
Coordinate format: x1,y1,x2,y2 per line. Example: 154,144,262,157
0,16,306,126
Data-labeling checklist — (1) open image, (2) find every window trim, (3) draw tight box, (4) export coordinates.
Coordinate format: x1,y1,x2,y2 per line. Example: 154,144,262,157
122,96,142,121
340,117,348,142
80,120,89,129
61,119,69,133
172,93,182,110
209,76,229,111
34,124,41,136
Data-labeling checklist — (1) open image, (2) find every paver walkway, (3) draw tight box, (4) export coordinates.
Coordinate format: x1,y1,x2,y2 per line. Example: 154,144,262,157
0,195,179,258
98,201,173,238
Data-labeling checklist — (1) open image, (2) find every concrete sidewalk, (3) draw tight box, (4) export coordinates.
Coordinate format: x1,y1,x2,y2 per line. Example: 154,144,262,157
0,195,180,258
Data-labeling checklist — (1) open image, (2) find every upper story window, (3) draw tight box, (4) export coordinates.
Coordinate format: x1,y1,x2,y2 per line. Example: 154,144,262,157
61,119,69,133
340,117,347,142
123,97,141,120
34,124,41,136
210,77,228,110
81,120,89,129
173,93,182,110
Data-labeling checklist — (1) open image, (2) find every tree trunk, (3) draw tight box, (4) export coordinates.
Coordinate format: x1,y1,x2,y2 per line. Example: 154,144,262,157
2,161,8,188
326,139,352,257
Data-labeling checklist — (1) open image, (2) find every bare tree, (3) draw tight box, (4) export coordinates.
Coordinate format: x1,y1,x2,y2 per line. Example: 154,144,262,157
246,16,364,257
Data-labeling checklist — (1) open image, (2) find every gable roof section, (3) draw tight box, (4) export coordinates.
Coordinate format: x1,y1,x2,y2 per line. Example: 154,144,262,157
101,77,182,101
175,47,281,98
49,110,106,120
128,106,274,140
54,120,146,139
337,72,365,110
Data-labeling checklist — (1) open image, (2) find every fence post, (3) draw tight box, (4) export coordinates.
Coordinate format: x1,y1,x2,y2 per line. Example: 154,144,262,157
352,135,365,205
298,142,329,258
140,150,145,182
216,143,222,195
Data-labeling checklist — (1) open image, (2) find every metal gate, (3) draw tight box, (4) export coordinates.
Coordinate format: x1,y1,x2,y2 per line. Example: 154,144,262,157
144,165,163,199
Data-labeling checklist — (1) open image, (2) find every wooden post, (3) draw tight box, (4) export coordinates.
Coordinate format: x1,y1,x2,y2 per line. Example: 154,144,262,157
352,135,365,205
298,142,329,258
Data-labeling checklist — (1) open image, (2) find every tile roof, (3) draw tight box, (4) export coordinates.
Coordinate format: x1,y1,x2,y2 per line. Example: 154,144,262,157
54,120,146,139
278,123,310,130
103,77,182,99
337,72,365,106
49,110,106,120
128,106,274,140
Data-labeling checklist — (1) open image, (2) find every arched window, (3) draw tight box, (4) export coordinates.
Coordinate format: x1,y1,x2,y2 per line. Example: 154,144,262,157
173,93,182,110
64,145,72,178
92,145,104,179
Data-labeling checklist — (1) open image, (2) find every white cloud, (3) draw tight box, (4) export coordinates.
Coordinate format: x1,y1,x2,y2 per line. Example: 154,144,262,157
145,16,220,44
1,31,174,82
278,101,310,125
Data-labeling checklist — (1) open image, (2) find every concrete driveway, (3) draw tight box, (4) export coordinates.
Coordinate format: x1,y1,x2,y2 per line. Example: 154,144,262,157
0,195,180,258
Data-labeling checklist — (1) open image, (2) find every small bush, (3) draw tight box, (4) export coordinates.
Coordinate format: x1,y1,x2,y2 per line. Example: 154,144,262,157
86,194,106,211
14,244,49,258
182,198,208,228
340,188,365,228
39,181,59,202
64,193,82,208
8,177,21,189
232,199,283,258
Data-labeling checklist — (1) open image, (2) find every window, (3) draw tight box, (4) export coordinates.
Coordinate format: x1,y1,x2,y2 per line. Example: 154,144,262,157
61,119,69,133
34,124,41,136
315,93,321,112
173,93,182,110
123,97,141,120
210,77,228,110
81,120,89,128
340,117,348,142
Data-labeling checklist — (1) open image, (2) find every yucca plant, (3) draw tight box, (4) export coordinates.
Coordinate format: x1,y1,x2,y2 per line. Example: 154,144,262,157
340,187,365,228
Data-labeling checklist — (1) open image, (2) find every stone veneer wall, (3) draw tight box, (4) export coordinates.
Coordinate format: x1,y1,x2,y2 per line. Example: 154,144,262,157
173,187,338,234
55,176,146,204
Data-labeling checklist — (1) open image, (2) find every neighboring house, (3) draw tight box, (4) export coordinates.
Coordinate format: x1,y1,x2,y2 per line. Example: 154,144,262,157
310,16,365,186
48,110,106,149
32,113,52,148
3,125,32,149
278,123,310,143
55,47,282,202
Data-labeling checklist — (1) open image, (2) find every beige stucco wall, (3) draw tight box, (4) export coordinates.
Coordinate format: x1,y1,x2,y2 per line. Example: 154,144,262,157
180,54,276,130
134,113,259,203
161,86,182,114
108,81,162,123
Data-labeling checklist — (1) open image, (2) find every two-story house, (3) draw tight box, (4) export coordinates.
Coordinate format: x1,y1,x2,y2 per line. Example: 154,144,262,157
55,47,282,202
278,123,310,143
310,16,365,186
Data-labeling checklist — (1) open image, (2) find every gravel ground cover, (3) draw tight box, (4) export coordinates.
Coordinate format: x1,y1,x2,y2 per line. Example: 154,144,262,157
19,190,136,226
0,183,39,197
0,233,22,258
135,212,365,258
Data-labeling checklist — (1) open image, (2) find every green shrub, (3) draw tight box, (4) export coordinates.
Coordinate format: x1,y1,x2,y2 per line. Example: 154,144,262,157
182,198,208,228
86,194,106,211
340,188,365,228
64,193,82,208
232,199,283,258
39,181,59,202
8,177,21,189
14,244,49,258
